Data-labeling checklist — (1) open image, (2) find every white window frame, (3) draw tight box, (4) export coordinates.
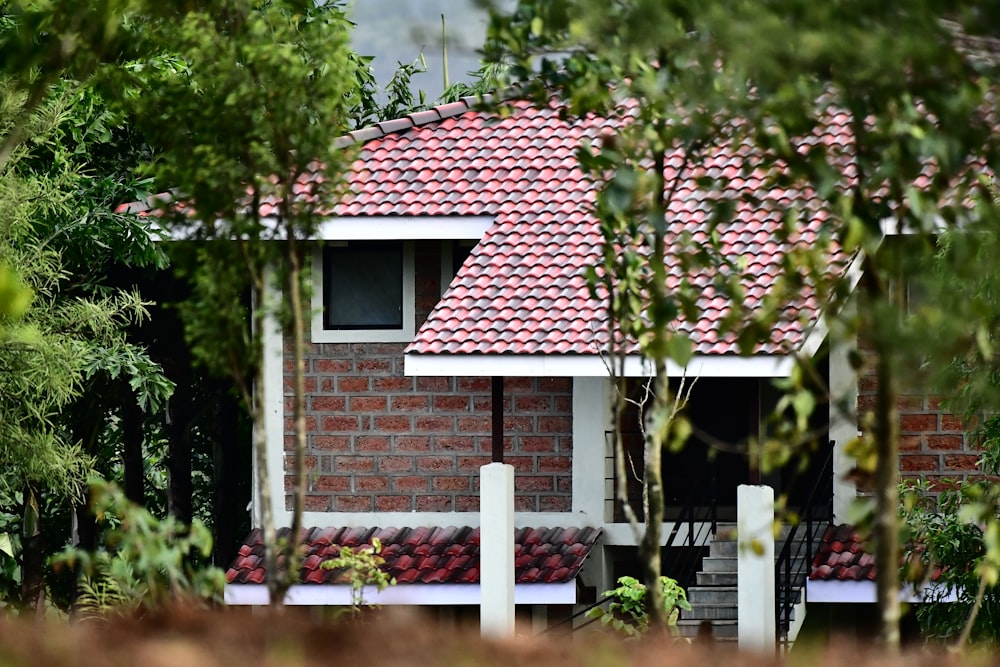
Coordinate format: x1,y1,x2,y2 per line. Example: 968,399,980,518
311,240,415,343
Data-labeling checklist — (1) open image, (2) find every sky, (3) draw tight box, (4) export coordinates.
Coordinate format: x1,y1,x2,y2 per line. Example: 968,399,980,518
348,0,516,102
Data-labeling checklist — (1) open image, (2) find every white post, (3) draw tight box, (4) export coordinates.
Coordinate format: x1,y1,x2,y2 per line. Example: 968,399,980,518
737,484,775,653
481,462,515,637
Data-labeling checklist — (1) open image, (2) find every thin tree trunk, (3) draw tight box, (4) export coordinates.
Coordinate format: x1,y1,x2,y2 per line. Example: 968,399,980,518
167,391,193,525
284,229,307,580
20,485,44,617
122,390,145,505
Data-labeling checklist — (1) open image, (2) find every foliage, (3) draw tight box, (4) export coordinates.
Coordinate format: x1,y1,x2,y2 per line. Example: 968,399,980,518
487,0,1000,648
54,480,224,618
900,479,1000,647
586,576,690,637
320,538,395,611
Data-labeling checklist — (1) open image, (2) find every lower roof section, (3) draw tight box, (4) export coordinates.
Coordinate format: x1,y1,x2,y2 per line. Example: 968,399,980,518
404,353,796,378
225,581,576,606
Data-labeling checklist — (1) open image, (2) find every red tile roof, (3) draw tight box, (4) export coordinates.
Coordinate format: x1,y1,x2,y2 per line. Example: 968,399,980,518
225,525,602,586
810,524,876,582
328,96,850,357
122,94,853,357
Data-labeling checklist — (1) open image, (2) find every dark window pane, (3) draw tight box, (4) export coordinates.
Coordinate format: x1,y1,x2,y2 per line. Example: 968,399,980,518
324,243,403,329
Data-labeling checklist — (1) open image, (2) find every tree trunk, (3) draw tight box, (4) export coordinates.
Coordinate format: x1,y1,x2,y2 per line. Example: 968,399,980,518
20,485,44,617
122,389,145,505
284,229,307,583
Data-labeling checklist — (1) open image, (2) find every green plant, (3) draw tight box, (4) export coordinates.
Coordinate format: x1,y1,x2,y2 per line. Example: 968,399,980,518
54,479,225,618
586,575,691,637
320,538,395,611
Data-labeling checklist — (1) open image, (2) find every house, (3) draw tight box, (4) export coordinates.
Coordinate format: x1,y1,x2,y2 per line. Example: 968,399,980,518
181,93,983,636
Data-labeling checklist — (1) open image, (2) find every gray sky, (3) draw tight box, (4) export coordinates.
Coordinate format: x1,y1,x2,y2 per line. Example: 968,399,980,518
349,0,515,102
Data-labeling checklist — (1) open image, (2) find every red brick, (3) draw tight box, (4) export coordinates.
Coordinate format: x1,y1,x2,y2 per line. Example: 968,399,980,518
337,376,370,392
356,436,390,452
416,495,453,511
284,416,317,434
538,456,572,472
374,415,412,432
336,495,372,512
539,416,572,433
899,435,922,452
516,476,554,491
457,416,490,433
557,477,572,493
393,476,430,492
304,495,332,511
473,396,510,411
944,454,980,471
311,396,347,412
417,456,455,472
350,396,388,411
455,495,478,511
379,456,414,472
520,436,558,453
284,455,317,471
927,396,944,410
321,415,359,432
314,358,351,373
284,376,317,393
539,377,572,392
899,414,937,432
857,395,877,412
554,396,572,412
507,456,536,473
941,414,966,431
317,343,351,355
504,416,533,432
897,395,923,412
391,395,430,411
357,358,392,374
416,415,455,432
558,436,573,452
514,495,537,512
356,476,389,492
313,475,349,492
858,374,878,393
436,436,474,452
540,495,571,511
457,456,492,472
374,377,414,392
335,456,374,473
433,395,471,411
926,435,963,451
433,476,471,492
395,436,431,451
504,377,534,393
899,455,938,472
376,496,413,511
458,377,490,392
416,377,451,391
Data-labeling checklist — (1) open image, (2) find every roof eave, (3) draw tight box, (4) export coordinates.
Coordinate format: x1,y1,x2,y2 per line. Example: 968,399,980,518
225,581,577,606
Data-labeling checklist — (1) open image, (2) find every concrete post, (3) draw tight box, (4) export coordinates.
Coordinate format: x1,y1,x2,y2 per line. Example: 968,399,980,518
481,462,515,637
737,484,775,652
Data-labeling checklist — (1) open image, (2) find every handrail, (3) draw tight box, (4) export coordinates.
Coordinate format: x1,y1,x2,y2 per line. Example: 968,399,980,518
774,441,835,649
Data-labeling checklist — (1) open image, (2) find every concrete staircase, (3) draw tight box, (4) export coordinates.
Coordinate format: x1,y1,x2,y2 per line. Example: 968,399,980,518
674,525,816,644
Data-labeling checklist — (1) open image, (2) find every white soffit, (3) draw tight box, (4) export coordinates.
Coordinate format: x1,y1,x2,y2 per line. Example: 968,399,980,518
404,353,796,378
224,582,576,606
805,580,958,604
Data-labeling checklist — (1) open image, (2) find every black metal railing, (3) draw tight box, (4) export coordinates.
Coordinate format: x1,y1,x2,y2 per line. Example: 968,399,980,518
774,442,834,649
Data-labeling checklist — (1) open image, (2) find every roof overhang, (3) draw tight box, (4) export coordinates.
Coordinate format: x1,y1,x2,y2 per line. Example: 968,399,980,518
806,580,958,604
225,581,576,606
404,353,797,378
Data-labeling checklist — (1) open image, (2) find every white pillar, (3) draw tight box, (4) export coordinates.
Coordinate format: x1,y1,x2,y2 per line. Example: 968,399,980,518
481,462,515,637
829,327,859,522
737,484,775,653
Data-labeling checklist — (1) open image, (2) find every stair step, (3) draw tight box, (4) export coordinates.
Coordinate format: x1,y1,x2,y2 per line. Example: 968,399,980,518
680,604,738,620
676,619,738,639
686,586,738,605
700,556,737,573
696,571,737,586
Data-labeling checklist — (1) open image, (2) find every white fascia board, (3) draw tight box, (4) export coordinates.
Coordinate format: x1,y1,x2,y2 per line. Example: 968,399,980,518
404,353,796,378
225,582,576,606
806,580,958,604
601,522,714,547
798,250,865,359
315,216,493,240
146,216,494,241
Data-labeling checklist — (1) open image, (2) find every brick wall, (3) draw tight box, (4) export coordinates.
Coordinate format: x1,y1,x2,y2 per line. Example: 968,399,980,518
284,241,574,512
857,375,982,490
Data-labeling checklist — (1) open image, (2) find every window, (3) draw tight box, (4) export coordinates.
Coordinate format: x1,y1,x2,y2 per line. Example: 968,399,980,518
440,239,476,296
311,241,415,343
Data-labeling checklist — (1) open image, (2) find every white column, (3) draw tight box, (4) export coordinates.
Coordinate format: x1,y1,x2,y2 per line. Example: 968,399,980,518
829,326,859,522
481,462,515,637
572,377,610,521
737,484,775,653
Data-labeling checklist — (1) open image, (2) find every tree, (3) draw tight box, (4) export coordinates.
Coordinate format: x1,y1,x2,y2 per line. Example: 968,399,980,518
128,0,357,606
486,0,1000,648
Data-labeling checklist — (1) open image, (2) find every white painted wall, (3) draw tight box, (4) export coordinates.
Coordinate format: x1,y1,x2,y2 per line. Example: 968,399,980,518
829,318,859,522
480,463,515,638
737,485,775,653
